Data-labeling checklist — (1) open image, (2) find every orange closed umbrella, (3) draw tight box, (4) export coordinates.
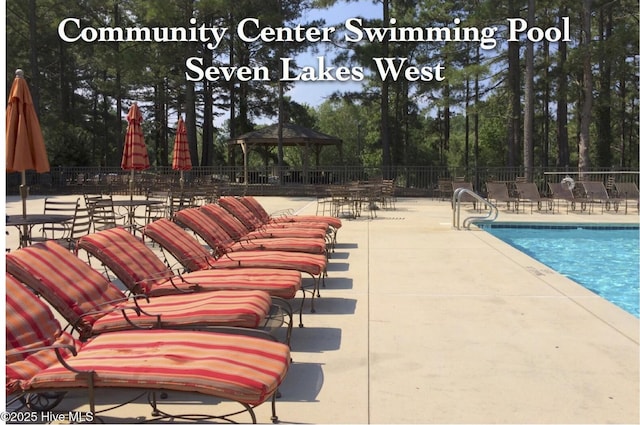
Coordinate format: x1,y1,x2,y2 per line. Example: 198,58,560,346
171,116,191,189
6,69,50,219
121,102,149,198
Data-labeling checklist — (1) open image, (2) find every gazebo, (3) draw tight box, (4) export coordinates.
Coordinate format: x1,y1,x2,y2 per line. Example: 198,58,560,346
228,123,343,184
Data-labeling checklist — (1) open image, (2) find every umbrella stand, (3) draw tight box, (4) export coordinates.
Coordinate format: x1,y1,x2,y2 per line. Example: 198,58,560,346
179,170,185,190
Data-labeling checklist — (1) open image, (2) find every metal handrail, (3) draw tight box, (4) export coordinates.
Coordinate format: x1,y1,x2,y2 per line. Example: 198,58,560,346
452,188,498,230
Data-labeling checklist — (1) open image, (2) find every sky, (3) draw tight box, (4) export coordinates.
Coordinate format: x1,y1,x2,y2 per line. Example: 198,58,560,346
286,1,381,108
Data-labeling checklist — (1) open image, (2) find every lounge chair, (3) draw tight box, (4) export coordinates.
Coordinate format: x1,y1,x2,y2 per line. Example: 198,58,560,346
76,227,327,331
239,195,342,230
231,196,342,249
149,215,327,314
6,273,290,423
6,241,281,339
197,204,327,255
614,182,639,214
159,212,328,313
485,182,520,212
579,181,620,213
221,197,330,232
76,228,303,300
451,181,477,209
515,182,554,213
201,203,328,241
548,182,590,213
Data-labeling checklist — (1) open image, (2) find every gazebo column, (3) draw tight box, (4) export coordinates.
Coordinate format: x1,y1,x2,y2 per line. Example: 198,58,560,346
240,141,248,186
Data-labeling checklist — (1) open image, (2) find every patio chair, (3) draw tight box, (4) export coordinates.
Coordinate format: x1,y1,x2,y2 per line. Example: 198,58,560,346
514,182,554,213
485,182,520,212
29,197,79,244
6,241,282,340
143,218,320,324
83,193,123,232
197,204,328,255
6,273,290,423
168,190,194,218
614,182,639,214
579,181,620,213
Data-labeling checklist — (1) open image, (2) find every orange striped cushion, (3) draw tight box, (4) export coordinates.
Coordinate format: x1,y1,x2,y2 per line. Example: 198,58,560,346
207,202,329,237
207,251,326,277
217,197,264,231
151,268,302,299
225,197,330,232
78,226,303,299
78,228,176,293
27,329,290,406
201,203,258,239
241,196,342,229
143,218,216,271
228,237,326,255
6,242,126,336
6,242,272,333
92,290,272,332
174,208,237,251
5,274,79,394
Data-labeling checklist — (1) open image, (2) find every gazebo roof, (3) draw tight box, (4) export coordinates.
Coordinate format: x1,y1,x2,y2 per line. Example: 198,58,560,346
229,123,342,147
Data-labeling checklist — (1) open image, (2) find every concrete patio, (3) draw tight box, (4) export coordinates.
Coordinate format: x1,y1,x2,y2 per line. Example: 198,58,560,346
4,195,639,424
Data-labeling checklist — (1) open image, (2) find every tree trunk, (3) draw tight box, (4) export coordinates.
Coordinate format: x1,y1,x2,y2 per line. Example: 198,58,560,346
595,5,612,167
523,0,535,181
381,0,391,177
579,0,593,175
557,8,569,167
507,0,521,167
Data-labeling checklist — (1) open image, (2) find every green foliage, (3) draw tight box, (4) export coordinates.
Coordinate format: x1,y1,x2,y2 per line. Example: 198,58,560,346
6,0,638,171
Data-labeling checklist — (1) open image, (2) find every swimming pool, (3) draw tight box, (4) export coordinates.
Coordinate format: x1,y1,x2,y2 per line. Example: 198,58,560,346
481,223,640,317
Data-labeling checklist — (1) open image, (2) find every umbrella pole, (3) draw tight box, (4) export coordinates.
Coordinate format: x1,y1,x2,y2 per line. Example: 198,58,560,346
20,170,29,246
180,170,184,190
130,169,134,200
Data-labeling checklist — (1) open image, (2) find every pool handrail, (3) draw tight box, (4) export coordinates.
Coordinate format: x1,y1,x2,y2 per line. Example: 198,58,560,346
452,187,498,229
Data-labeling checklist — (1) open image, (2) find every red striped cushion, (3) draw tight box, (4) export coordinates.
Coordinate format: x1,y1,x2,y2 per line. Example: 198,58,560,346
27,329,290,406
5,274,79,394
78,228,176,293
178,207,327,255
174,208,236,251
240,196,342,229
228,237,326,255
226,197,329,231
143,218,216,271
208,251,326,277
244,226,326,240
77,225,303,299
6,242,125,336
6,242,273,333
92,290,272,332
201,203,257,239
217,197,264,231
151,268,302,299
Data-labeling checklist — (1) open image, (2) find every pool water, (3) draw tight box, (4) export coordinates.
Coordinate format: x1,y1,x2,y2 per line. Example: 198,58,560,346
482,224,640,317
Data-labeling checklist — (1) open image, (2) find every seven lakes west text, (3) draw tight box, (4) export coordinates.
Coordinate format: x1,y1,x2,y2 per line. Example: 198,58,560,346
58,17,571,82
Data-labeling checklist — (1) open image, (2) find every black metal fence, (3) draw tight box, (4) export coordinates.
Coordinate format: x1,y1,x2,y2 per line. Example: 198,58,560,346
6,165,639,198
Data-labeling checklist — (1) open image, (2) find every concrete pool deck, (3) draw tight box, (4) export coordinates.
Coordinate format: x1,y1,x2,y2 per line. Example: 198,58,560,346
4,194,640,424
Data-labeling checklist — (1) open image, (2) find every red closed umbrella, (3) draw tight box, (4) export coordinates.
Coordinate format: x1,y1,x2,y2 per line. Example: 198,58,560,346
6,69,50,222
172,116,191,189
121,102,149,198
